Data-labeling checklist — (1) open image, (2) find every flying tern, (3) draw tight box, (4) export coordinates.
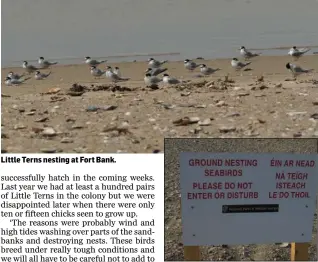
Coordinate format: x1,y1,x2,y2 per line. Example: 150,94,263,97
184,59,200,71
34,71,51,80
145,67,167,76
85,57,107,66
38,57,58,69
148,58,167,69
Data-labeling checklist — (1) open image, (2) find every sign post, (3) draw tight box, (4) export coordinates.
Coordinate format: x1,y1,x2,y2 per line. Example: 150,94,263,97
184,246,201,261
291,243,309,261
180,152,318,259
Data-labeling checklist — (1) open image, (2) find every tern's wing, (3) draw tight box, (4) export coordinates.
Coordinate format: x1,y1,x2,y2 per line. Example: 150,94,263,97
191,62,197,67
299,48,310,53
237,62,245,68
292,65,304,73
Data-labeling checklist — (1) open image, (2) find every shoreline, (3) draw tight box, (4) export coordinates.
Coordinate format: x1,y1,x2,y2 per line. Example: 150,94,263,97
2,46,318,69
2,53,318,71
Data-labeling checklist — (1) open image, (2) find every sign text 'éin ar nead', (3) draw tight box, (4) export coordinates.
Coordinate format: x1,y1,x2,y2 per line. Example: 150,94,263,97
186,157,315,200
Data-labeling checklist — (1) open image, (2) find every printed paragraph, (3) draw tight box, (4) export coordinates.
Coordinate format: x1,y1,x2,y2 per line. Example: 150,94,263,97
0,155,164,262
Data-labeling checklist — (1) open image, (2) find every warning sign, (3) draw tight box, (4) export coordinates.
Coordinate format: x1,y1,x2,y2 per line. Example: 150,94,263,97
180,152,318,245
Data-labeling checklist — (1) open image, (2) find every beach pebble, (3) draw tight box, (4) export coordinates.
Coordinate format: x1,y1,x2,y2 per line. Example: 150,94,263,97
61,138,74,143
14,124,27,130
227,112,240,117
35,117,49,123
198,118,212,126
41,148,59,153
219,126,236,133
173,117,200,126
71,124,84,130
216,101,227,107
41,127,57,137
237,92,250,97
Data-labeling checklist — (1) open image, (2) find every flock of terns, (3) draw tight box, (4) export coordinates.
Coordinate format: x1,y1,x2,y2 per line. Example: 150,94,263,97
4,46,316,87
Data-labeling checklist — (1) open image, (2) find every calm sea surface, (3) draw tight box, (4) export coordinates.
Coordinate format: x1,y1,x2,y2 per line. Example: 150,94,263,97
2,0,318,67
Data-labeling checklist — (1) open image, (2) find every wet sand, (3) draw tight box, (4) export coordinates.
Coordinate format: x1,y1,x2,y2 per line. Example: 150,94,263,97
1,55,318,154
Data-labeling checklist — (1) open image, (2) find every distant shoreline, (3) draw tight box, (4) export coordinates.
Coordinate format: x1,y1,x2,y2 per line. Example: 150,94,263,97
2,50,318,69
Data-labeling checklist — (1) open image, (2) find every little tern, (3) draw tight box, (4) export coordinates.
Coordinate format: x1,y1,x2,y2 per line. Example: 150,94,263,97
85,57,107,66
34,71,51,80
184,59,199,71
105,67,130,83
113,67,121,78
199,64,220,76
38,57,58,69
144,73,162,87
288,46,310,60
162,74,181,85
5,76,30,86
231,58,251,76
285,63,313,78
7,71,24,80
239,46,261,60
148,58,167,69
90,66,105,78
22,61,39,74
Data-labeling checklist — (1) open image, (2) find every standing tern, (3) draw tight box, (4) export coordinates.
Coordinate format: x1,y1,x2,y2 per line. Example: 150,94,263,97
288,46,310,60
184,59,200,71
199,64,220,76
148,58,167,69
4,76,30,86
231,58,251,71
38,57,58,69
105,66,130,83
90,66,105,78
85,57,107,66
239,46,261,60
162,74,181,85
22,61,39,74
7,71,24,80
145,67,167,76
113,67,121,78
34,71,51,80
285,63,313,78
144,73,162,87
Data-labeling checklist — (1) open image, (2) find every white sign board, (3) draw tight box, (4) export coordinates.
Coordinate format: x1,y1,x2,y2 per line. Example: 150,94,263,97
180,152,318,246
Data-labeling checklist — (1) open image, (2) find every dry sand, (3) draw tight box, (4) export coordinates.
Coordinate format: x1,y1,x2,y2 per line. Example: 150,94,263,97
1,55,318,153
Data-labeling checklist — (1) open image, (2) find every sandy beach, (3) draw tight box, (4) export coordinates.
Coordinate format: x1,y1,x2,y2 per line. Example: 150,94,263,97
1,55,318,154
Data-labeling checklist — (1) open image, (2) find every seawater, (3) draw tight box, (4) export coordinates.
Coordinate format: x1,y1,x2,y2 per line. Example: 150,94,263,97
2,0,318,67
